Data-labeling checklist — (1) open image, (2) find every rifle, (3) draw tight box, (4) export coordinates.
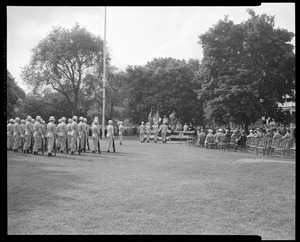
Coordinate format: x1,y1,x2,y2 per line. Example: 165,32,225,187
98,139,101,154
53,137,56,156
78,137,81,155
66,136,68,154
45,137,48,154
42,137,44,155
21,136,24,153
83,134,86,152
30,135,34,154
87,134,90,150
112,136,115,152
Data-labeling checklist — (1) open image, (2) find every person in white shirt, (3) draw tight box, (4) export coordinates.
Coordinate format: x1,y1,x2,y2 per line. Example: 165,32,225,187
152,122,159,143
118,121,125,145
139,121,145,142
106,120,114,152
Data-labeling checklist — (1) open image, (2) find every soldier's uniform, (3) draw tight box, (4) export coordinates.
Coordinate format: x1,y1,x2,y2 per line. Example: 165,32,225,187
60,117,68,153
7,119,15,151
83,118,89,151
106,120,114,152
152,122,159,143
33,116,44,155
19,119,26,150
145,122,151,142
41,120,47,153
78,117,85,152
13,117,21,152
161,122,168,143
139,122,145,142
23,116,34,153
56,119,62,150
46,116,57,156
118,121,125,145
91,118,100,153
70,116,79,155
67,119,72,151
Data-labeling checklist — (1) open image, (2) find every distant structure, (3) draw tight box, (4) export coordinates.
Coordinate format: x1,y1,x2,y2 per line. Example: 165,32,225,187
278,94,295,116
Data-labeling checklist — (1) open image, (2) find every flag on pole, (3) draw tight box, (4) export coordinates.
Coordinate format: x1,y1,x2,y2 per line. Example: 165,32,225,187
148,107,153,127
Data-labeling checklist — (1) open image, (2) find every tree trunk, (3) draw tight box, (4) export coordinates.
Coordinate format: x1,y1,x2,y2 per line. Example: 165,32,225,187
73,89,79,116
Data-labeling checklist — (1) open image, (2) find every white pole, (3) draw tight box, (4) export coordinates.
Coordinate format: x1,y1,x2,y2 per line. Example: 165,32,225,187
102,6,106,139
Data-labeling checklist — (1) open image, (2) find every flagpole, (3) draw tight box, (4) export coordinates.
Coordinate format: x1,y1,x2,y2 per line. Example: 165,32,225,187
102,6,106,139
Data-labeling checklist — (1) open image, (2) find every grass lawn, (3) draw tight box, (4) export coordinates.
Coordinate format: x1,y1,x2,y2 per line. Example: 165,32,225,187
7,136,295,239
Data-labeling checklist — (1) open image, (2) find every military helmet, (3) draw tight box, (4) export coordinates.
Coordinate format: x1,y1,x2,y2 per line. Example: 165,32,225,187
27,116,32,121
73,116,78,121
15,117,20,122
36,116,41,121
61,117,66,122
108,120,113,124
79,116,84,121
68,118,72,123
49,116,55,121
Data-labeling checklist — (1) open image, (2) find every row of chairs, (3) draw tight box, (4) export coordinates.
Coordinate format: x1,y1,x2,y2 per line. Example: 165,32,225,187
186,136,296,159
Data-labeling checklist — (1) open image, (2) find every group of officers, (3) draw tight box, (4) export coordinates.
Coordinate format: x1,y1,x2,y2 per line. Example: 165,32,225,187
139,121,169,143
7,115,124,156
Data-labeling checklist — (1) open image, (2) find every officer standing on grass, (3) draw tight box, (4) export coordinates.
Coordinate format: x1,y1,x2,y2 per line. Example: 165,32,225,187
20,119,26,149
60,117,68,153
145,122,151,143
91,118,99,153
118,121,125,145
161,121,168,143
139,121,145,142
106,120,114,152
67,118,72,152
32,116,43,155
46,116,57,156
70,116,79,155
152,121,159,143
7,119,15,151
56,119,62,151
83,118,89,151
23,116,34,153
78,117,85,152
13,117,21,152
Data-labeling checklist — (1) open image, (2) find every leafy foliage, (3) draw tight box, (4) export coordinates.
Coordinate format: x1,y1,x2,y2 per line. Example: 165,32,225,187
195,9,295,129
21,23,109,116
125,58,204,124
6,71,26,118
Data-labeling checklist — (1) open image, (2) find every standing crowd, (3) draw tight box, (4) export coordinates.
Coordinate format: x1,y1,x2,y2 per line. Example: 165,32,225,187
7,115,125,156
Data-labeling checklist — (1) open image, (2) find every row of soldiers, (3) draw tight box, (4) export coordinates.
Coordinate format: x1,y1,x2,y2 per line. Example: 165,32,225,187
7,115,120,156
139,121,169,143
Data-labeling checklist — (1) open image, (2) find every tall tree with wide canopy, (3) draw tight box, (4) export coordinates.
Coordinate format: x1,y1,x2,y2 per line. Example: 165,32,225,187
21,23,110,116
195,10,295,130
125,57,204,124
6,70,26,118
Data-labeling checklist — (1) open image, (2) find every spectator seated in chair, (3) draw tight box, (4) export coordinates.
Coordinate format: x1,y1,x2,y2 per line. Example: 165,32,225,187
197,128,206,147
236,130,247,151
205,129,216,149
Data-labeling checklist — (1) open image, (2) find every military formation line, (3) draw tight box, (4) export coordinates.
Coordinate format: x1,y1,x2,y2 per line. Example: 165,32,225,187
7,116,121,156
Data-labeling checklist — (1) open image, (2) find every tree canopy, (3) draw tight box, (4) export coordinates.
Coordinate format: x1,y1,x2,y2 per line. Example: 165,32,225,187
195,9,295,130
21,23,110,116
125,57,204,124
6,71,26,119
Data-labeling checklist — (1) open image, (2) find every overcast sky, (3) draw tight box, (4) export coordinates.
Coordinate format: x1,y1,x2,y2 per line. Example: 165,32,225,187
7,4,295,92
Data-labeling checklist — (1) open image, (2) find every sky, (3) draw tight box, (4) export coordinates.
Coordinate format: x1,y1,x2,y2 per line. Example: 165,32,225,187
7,4,295,92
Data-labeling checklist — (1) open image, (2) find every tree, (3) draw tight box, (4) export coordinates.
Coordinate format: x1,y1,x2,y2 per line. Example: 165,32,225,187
6,70,26,118
125,58,204,124
21,23,110,116
195,10,295,131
